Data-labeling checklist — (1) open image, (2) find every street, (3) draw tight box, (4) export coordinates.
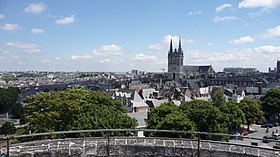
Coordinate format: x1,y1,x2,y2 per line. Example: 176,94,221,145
230,124,280,149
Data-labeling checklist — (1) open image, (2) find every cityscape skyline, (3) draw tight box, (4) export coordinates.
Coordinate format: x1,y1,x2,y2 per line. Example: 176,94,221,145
0,0,280,72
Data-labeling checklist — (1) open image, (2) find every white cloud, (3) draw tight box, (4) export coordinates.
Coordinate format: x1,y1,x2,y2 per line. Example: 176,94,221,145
216,4,232,12
229,36,255,44
0,13,5,19
187,10,203,16
213,16,238,22
92,44,124,56
254,45,280,54
24,2,47,14
71,44,124,61
55,15,75,25
239,0,280,9
0,49,21,66
264,25,280,38
132,53,166,67
100,59,111,63
71,54,91,60
41,60,52,64
31,28,45,34
0,24,20,31
148,35,194,50
5,41,41,53
186,45,280,72
134,53,158,62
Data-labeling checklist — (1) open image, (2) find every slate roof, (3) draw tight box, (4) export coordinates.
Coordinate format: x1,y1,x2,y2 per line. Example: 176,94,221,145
184,65,213,73
184,66,199,73
199,65,213,73
210,76,255,82
145,99,168,108
127,112,148,128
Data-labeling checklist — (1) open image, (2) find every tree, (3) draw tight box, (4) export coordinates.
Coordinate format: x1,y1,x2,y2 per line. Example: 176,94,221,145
0,87,21,113
72,105,137,136
11,103,23,119
211,87,225,107
219,102,246,133
1,121,16,136
238,98,264,131
260,89,280,121
146,102,195,138
180,100,228,140
21,89,136,136
181,100,227,133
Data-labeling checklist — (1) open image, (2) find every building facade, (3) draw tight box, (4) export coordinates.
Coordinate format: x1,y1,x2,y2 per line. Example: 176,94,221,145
167,39,184,81
167,38,215,80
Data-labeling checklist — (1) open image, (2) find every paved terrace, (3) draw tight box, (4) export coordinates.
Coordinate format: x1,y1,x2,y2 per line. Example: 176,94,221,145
2,129,280,157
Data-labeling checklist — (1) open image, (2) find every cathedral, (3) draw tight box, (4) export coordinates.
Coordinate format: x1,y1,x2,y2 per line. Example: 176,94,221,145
167,39,215,80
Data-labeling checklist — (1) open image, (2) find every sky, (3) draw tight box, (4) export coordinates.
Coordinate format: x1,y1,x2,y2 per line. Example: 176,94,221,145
0,0,280,72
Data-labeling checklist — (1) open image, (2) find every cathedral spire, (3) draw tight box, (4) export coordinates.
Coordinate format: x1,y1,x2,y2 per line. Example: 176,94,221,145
169,39,173,54
178,38,183,54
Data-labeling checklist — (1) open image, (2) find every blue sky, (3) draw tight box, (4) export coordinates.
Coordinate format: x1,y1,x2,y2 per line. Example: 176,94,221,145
0,0,280,72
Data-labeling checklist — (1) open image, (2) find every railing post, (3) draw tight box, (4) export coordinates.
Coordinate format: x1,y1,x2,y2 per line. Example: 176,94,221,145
106,130,110,157
197,133,200,157
6,136,10,157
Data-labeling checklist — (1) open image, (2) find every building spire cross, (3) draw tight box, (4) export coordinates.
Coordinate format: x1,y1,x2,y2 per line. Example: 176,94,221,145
169,39,173,54
178,38,183,54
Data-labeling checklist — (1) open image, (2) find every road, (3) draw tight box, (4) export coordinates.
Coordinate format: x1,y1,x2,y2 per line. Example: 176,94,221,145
230,124,280,149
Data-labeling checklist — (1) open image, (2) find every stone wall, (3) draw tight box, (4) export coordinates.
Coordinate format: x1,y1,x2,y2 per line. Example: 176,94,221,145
8,137,280,157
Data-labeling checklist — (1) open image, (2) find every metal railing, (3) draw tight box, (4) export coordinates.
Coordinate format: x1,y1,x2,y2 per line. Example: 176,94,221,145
1,129,280,157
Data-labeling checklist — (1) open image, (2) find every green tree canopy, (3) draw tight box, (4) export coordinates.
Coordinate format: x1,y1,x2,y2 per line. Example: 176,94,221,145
11,103,23,119
211,87,225,107
260,89,280,119
146,102,195,137
21,89,136,135
181,100,227,134
1,121,16,136
219,102,246,133
0,87,21,113
238,98,264,131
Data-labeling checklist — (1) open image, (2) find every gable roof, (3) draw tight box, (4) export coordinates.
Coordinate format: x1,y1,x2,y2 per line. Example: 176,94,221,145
199,65,213,73
184,66,199,73
184,65,213,73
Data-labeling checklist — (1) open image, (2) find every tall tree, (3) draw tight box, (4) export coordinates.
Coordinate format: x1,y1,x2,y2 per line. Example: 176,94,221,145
211,87,225,107
219,102,246,133
260,89,280,121
0,87,21,113
238,98,264,131
11,103,23,119
1,121,16,136
180,100,229,141
181,100,227,134
146,102,195,137
21,89,136,136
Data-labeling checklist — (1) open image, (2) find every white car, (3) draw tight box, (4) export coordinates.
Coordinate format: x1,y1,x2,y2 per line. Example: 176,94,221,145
273,133,280,140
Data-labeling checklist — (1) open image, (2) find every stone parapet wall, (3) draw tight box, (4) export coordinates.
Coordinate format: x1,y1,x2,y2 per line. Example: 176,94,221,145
8,137,280,157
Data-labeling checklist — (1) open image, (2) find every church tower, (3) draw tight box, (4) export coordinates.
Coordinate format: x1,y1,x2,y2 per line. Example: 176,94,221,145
167,38,184,80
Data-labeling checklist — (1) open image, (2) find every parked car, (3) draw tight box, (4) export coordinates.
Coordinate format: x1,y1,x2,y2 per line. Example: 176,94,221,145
272,122,279,127
273,133,280,140
231,132,242,140
261,122,273,128
263,135,273,143
240,130,249,136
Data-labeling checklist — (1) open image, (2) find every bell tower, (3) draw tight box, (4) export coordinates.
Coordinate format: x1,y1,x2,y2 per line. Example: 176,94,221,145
167,38,184,80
